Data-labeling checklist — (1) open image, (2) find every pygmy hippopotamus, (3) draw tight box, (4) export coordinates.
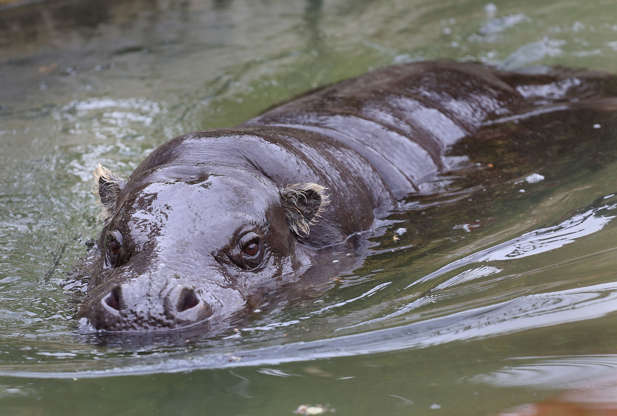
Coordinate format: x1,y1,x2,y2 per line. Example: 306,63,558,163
78,60,617,333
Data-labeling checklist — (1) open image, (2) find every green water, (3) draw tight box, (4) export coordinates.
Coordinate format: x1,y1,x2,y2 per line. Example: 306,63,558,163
2,0,617,414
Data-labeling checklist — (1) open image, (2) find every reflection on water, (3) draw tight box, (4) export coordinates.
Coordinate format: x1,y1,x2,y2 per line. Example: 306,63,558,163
1,0,617,414
478,356,617,415
408,200,617,290
59,97,164,181
434,266,502,290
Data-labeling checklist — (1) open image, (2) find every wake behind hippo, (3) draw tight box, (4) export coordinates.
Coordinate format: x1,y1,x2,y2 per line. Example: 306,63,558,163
78,60,617,333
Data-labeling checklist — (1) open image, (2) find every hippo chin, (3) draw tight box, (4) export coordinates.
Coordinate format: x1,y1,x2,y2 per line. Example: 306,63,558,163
78,60,617,333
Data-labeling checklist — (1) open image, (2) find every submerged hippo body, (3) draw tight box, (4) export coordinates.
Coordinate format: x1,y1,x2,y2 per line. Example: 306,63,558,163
80,61,617,332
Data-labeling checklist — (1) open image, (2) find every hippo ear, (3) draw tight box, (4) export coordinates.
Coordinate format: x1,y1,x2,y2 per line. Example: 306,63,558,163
93,163,125,211
280,183,329,237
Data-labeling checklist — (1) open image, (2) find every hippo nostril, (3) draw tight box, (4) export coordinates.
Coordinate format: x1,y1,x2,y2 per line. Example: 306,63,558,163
104,286,122,312
176,287,199,313
165,285,212,324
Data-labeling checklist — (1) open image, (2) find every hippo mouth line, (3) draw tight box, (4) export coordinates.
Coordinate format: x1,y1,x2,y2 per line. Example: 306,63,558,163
82,309,217,334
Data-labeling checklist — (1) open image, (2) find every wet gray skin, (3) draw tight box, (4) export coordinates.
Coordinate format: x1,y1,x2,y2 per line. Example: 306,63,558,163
84,173,297,331
79,60,617,333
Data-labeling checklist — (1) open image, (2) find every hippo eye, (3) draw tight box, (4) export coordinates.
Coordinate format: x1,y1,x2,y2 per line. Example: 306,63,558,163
242,238,260,257
230,232,264,270
104,230,127,268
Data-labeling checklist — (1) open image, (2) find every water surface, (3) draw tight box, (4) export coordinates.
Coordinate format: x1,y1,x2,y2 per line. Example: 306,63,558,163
2,0,617,414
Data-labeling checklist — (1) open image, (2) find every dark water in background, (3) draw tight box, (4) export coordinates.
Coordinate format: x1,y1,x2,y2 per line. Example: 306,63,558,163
1,0,617,414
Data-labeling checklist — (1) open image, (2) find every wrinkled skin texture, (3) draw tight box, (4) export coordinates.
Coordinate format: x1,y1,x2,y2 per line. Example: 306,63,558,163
79,60,617,333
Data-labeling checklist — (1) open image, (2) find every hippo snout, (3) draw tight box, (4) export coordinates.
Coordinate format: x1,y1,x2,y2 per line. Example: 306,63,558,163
94,282,214,331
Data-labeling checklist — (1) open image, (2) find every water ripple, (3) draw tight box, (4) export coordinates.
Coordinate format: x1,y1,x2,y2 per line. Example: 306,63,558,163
4,279,617,379
474,354,617,390
407,201,616,290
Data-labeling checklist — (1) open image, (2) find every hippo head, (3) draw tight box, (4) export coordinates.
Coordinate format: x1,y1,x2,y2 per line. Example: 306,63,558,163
79,162,328,333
